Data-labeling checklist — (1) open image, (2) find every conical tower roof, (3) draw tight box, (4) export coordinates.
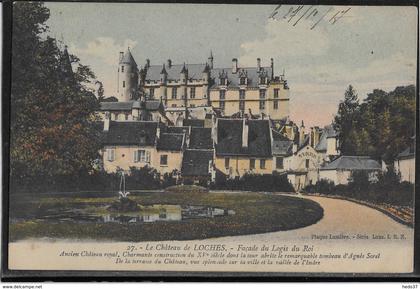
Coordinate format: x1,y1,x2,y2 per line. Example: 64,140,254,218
120,48,137,67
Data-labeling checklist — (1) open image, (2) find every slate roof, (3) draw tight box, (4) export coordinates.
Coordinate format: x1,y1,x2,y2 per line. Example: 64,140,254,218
145,64,207,81
100,102,133,111
215,119,272,157
320,156,381,171
210,66,273,89
144,100,162,111
397,147,415,159
144,62,274,88
183,119,205,127
99,100,162,112
102,121,158,146
166,126,190,134
120,49,137,67
157,133,184,151
189,127,213,149
182,149,214,177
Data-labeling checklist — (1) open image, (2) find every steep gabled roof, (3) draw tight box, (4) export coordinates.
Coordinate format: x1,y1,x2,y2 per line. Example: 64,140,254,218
103,121,158,146
182,149,214,177
189,127,213,149
120,49,137,67
210,66,273,89
145,63,206,81
183,119,205,127
157,133,184,151
215,119,271,157
320,156,381,171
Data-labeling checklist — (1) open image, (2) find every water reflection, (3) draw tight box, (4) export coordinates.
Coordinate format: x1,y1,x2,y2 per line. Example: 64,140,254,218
31,204,234,224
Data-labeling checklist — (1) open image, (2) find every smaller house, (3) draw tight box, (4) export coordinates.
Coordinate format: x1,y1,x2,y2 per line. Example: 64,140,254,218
98,99,172,125
156,133,185,175
319,156,381,185
271,130,293,173
394,136,415,183
181,150,215,185
214,118,273,178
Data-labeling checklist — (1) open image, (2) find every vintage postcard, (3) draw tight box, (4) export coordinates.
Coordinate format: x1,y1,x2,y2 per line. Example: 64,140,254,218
4,1,418,276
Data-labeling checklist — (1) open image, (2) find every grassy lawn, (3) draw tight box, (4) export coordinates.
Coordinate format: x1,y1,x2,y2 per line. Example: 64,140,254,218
9,190,323,242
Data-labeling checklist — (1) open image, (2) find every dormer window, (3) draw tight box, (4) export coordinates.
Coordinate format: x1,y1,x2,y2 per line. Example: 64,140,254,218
238,69,248,86
259,76,267,84
121,66,125,73
218,70,228,86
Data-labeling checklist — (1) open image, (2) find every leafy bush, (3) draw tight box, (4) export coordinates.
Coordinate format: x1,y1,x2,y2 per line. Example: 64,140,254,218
303,167,413,206
212,171,294,192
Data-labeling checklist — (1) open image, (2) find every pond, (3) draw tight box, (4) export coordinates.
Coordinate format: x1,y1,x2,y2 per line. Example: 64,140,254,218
12,204,235,224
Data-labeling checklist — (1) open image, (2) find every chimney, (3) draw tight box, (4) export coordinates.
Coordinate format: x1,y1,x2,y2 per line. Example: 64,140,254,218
232,58,238,74
104,112,110,131
167,59,172,68
212,118,218,144
313,127,320,147
119,51,124,62
156,125,160,140
292,143,297,154
257,58,261,71
299,121,305,146
270,58,274,79
242,119,249,148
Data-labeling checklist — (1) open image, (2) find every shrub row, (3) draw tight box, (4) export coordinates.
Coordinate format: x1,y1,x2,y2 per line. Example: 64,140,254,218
303,169,414,206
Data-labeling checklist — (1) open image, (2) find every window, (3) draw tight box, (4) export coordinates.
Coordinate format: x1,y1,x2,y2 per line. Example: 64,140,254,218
122,81,125,88
150,88,154,98
259,100,265,110
260,159,266,169
107,149,115,162
250,159,255,169
239,90,245,100
240,77,246,85
190,87,196,99
172,87,177,99
276,157,284,169
225,157,230,169
121,66,124,73
305,159,310,168
134,150,150,163
260,77,267,84
220,101,225,111
259,89,266,99
171,104,177,107
219,90,226,100
274,88,279,98
160,155,168,166
273,100,279,110
239,101,245,112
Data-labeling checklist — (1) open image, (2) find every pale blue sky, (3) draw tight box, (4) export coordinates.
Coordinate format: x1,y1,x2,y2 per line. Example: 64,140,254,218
45,3,417,126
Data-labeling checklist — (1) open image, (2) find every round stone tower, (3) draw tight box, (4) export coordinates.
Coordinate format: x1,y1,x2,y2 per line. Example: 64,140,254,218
117,48,139,102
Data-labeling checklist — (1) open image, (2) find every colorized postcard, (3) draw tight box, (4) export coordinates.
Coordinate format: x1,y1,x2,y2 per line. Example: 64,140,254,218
4,1,418,277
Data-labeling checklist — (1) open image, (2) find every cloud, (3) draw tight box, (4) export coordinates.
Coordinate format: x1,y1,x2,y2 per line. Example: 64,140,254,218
69,37,138,66
239,18,331,66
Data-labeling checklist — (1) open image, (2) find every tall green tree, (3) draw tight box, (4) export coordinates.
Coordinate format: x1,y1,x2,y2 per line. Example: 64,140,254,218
333,85,360,155
11,2,101,181
333,85,415,163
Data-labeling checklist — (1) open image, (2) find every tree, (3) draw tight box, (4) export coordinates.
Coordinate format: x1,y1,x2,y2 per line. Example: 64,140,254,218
10,2,101,183
333,85,360,155
95,81,105,101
